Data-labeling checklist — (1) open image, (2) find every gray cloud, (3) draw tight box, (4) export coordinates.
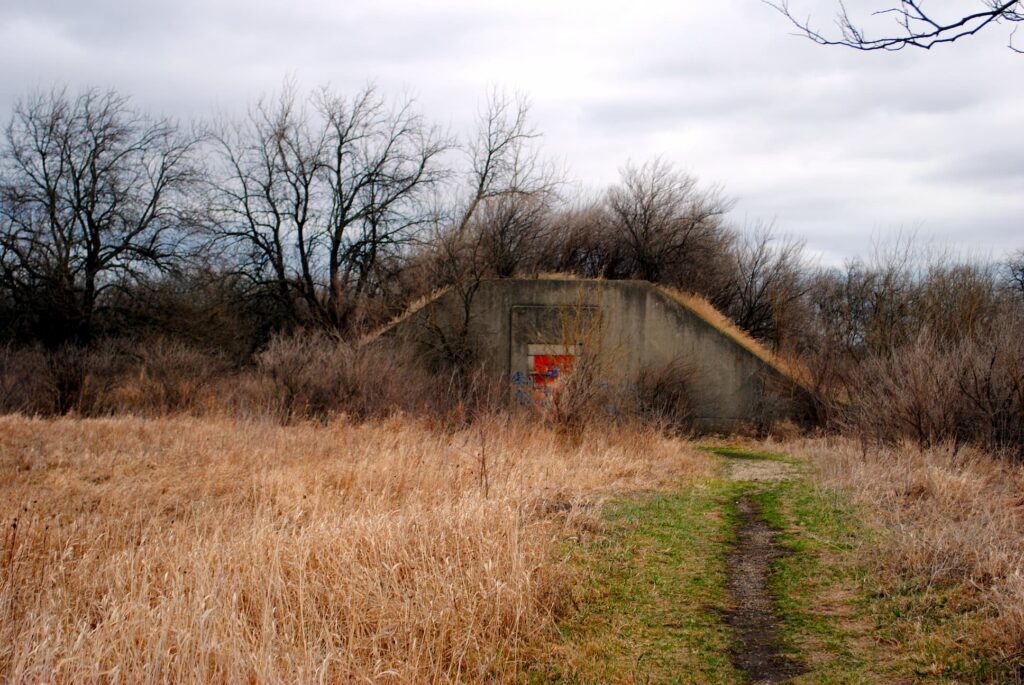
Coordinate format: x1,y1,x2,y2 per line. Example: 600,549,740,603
0,0,1021,259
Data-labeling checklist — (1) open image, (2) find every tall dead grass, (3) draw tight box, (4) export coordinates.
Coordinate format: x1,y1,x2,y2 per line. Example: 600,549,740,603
0,414,709,682
793,438,1024,670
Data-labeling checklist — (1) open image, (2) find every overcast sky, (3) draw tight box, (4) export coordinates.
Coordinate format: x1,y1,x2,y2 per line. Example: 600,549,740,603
1,0,1020,264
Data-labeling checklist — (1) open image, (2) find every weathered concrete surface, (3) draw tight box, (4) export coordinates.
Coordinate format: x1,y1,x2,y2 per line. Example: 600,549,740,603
376,278,808,430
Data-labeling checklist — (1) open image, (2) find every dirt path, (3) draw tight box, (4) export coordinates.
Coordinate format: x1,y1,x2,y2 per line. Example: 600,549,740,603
726,459,801,483
725,494,805,683
543,450,833,683
719,455,805,683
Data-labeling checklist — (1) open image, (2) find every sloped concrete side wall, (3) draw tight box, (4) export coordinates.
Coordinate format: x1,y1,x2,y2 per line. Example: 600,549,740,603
641,288,792,427
377,279,803,429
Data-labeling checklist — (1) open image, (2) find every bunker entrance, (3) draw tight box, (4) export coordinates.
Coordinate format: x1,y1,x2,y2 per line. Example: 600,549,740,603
510,305,598,399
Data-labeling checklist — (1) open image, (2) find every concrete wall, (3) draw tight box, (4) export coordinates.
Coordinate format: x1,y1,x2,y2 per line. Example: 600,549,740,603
378,278,806,430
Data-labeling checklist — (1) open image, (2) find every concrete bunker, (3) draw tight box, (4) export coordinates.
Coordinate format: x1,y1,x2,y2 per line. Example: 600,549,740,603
374,278,809,431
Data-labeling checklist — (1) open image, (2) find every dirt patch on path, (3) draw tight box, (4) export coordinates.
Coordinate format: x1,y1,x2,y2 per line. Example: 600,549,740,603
727,459,801,483
725,495,805,684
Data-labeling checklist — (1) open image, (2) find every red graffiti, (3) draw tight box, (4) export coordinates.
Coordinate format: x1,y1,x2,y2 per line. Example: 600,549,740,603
532,354,575,387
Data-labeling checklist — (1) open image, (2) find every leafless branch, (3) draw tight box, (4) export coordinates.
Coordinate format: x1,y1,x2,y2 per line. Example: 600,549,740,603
764,0,1022,50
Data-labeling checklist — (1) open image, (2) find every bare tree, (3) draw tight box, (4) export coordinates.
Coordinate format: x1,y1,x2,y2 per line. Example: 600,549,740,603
456,90,561,279
0,87,200,344
606,158,734,285
316,87,450,324
210,84,449,330
423,90,560,366
1006,248,1024,301
726,224,809,347
209,85,325,325
765,0,1023,51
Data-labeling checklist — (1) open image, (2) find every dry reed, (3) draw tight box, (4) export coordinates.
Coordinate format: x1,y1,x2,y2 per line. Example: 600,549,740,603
793,438,1024,668
0,413,709,682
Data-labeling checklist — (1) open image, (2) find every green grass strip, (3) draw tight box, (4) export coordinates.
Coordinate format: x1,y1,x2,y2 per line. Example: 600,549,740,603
528,480,745,684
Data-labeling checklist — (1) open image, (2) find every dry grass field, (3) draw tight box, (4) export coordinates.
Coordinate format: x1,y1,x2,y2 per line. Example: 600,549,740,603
797,438,1024,671
4,411,1024,683
0,414,710,683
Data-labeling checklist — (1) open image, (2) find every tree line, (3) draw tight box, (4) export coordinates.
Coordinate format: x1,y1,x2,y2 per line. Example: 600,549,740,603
2,84,1022,454
0,84,803,352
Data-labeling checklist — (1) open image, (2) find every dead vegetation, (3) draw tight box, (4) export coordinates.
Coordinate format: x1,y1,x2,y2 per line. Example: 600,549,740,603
0,414,710,682
0,335,502,426
835,308,1024,457
794,437,1024,670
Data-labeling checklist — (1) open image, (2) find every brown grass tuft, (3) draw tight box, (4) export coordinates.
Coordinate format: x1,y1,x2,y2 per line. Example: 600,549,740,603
0,414,709,682
792,438,1024,667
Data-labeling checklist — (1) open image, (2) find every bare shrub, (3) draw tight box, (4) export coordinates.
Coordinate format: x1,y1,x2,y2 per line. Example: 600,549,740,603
0,344,95,415
44,344,91,414
839,307,1024,457
766,418,802,441
545,348,616,439
0,340,236,418
840,332,968,448
955,308,1024,455
750,367,811,437
73,341,133,414
84,340,232,416
0,333,509,427
0,345,55,414
257,331,443,422
531,163,737,303
539,302,622,438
